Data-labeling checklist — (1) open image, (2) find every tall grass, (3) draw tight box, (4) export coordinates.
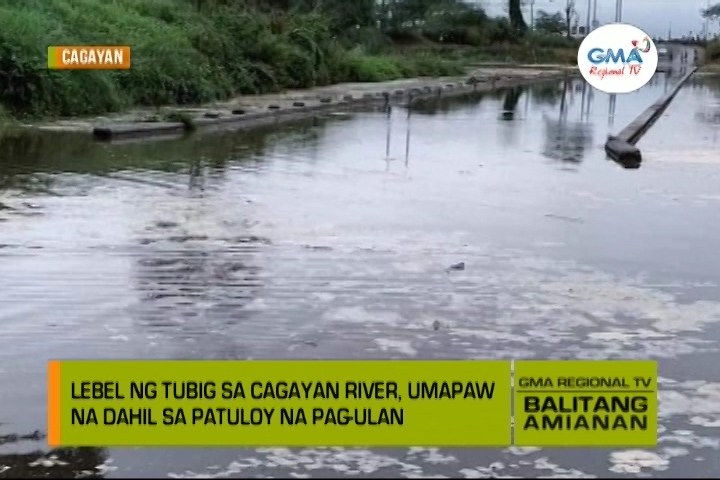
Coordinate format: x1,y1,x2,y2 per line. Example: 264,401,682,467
706,40,720,63
0,0,466,118
0,0,573,119
0,0,334,117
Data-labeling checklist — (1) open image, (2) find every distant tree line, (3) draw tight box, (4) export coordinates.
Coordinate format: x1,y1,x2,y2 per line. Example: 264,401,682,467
190,0,575,45
701,3,720,62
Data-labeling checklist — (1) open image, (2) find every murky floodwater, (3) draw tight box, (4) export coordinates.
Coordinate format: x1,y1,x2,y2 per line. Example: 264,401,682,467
1,71,720,478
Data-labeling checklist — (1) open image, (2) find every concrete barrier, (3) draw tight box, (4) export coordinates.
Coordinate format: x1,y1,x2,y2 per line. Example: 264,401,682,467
93,122,187,141
92,70,578,142
605,67,698,166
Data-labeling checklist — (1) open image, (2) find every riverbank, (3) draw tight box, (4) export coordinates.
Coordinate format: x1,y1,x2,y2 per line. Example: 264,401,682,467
700,63,720,73
28,65,577,142
0,0,577,125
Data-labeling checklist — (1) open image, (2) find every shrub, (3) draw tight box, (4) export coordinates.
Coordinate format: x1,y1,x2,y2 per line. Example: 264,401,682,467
0,0,345,117
706,40,720,62
341,51,403,82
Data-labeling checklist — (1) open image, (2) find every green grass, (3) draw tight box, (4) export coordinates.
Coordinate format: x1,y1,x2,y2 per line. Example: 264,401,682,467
0,0,575,121
699,40,720,73
338,50,466,82
0,0,335,117
0,104,14,126
706,40,720,63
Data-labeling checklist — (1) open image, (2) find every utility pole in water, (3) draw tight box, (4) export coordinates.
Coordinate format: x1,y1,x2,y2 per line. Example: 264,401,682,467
585,0,591,34
529,0,535,30
591,0,597,30
705,0,710,40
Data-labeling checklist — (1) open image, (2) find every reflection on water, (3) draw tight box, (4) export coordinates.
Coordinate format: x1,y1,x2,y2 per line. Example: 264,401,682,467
640,72,720,161
541,79,594,164
693,77,720,126
542,119,593,164
500,86,524,121
132,222,266,360
0,121,335,197
0,443,108,479
695,108,720,124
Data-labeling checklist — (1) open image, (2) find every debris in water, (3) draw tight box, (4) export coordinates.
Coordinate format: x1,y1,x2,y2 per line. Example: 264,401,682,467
154,220,179,229
544,213,584,224
302,245,333,251
432,320,441,331
446,262,465,273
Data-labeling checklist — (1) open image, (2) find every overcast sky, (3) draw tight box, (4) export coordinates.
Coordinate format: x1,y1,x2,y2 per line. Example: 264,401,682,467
479,0,719,38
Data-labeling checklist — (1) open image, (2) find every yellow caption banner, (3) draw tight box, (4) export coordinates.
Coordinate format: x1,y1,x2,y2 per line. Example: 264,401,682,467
48,360,657,447
514,361,657,446
47,360,511,447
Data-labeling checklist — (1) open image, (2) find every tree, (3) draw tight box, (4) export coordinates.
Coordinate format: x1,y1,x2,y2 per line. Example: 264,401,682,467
508,0,527,31
535,10,564,34
325,0,376,30
701,3,720,22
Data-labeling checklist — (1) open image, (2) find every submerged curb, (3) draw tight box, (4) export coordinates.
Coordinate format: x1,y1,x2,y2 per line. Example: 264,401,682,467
605,67,698,168
91,70,577,142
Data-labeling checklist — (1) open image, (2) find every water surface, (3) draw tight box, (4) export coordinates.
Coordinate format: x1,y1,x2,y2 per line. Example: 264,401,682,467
1,72,720,478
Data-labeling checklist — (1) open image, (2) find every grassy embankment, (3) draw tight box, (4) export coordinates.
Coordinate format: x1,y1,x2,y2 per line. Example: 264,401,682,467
703,40,720,71
0,0,578,123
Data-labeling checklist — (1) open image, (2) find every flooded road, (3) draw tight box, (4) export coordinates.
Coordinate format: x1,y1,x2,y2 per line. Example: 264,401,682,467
1,71,720,478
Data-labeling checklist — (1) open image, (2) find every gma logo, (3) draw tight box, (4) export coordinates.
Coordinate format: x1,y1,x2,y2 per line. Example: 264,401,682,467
587,47,644,64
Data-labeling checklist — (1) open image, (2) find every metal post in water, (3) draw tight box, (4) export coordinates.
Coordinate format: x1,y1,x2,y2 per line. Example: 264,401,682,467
404,93,412,166
404,114,411,166
559,78,569,124
385,107,392,162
